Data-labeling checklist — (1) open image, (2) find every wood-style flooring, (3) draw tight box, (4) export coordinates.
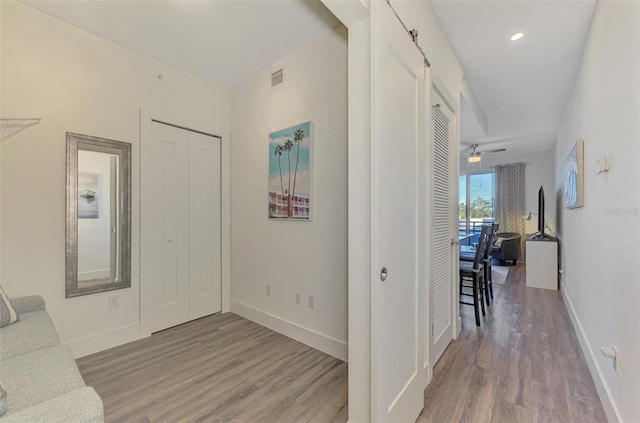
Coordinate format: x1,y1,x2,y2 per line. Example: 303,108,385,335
419,264,607,423
77,313,348,422
78,265,606,422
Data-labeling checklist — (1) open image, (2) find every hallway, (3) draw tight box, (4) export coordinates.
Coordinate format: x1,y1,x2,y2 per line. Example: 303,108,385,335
419,265,607,422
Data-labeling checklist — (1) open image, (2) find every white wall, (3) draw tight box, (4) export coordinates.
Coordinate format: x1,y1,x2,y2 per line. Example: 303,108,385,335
461,150,557,235
229,27,348,360
0,0,229,357
554,1,639,421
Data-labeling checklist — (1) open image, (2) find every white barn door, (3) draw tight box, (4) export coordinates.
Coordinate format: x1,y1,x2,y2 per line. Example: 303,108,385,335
148,121,221,333
371,2,425,421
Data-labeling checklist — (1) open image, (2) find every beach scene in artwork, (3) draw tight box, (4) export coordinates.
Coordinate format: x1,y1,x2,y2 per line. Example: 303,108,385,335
268,122,311,220
78,172,100,218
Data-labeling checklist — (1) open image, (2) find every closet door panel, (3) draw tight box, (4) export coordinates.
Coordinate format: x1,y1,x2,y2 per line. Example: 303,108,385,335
189,132,222,320
150,122,190,332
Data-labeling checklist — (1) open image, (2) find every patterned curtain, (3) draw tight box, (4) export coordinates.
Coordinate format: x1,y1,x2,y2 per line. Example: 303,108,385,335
495,163,526,259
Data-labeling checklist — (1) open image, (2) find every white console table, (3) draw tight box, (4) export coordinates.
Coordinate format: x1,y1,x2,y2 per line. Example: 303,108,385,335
525,236,558,290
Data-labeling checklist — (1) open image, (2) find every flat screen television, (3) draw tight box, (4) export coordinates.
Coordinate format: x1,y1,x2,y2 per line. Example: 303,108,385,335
533,185,553,239
538,185,545,235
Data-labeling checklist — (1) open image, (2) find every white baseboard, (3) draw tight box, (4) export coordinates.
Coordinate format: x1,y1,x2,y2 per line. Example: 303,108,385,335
230,299,347,361
64,323,142,359
561,285,621,422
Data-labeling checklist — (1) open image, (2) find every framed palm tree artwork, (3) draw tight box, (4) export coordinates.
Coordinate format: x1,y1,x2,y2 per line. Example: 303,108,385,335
268,121,312,220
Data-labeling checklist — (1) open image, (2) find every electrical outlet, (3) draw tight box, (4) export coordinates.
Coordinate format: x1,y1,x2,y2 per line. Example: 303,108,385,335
308,295,315,310
266,284,271,297
109,295,120,309
295,291,302,306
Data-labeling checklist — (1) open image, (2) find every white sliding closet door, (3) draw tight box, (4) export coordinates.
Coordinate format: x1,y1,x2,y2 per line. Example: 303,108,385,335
148,121,221,333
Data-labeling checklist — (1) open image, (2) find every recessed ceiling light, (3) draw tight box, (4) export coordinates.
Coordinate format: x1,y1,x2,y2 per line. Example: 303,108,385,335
510,32,524,41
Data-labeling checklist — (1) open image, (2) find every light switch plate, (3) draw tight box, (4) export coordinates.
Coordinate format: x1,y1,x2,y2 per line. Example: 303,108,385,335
596,156,610,173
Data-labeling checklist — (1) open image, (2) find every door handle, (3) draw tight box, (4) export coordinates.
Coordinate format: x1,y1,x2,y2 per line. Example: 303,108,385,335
380,266,388,282
451,239,460,246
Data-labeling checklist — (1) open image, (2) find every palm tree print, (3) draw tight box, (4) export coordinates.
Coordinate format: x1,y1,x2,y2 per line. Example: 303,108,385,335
268,122,311,220
292,128,304,200
274,144,285,198
284,139,294,216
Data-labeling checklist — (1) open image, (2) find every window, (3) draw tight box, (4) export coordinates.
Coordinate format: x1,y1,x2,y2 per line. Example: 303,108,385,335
459,172,495,240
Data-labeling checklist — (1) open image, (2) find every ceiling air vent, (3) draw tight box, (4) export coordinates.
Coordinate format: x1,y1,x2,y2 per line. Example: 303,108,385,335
271,68,284,89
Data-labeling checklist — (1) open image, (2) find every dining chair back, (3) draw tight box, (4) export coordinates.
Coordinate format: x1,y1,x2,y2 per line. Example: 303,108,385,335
459,224,491,326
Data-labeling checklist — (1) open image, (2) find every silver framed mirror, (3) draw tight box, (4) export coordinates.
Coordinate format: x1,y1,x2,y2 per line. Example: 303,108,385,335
66,132,131,298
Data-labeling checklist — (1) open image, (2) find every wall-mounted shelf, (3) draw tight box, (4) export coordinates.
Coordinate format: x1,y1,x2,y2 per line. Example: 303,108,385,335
1,118,41,141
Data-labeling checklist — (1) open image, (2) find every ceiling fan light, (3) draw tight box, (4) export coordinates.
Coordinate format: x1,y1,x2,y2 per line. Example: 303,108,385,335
468,155,481,163
510,32,524,41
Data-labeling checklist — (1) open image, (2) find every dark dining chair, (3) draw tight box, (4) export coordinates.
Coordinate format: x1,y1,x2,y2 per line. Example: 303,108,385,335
484,223,499,300
459,224,490,326
460,223,498,306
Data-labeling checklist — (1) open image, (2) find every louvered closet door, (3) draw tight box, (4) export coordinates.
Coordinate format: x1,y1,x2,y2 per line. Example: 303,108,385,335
430,93,454,364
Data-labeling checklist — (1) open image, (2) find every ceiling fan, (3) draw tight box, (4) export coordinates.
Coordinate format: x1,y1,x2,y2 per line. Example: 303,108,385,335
465,144,506,163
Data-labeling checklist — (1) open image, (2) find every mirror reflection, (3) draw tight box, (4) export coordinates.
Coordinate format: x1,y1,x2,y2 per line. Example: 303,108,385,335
66,132,131,298
77,150,120,289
